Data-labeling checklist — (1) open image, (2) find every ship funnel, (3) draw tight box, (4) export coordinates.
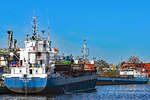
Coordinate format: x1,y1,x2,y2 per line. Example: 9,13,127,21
13,39,17,49
7,30,13,50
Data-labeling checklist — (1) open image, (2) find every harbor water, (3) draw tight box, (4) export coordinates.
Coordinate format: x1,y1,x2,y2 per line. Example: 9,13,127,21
0,84,150,100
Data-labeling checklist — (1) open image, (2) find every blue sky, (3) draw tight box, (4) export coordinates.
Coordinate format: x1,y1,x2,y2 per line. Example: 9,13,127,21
0,0,150,64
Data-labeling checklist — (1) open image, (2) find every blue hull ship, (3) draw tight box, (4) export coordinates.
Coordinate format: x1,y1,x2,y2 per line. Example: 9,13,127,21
97,76,149,85
4,72,97,94
3,16,98,94
97,69,149,85
4,77,47,93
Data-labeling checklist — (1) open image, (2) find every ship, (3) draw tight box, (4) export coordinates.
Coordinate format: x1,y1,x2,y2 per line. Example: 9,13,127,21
2,16,98,94
97,69,149,85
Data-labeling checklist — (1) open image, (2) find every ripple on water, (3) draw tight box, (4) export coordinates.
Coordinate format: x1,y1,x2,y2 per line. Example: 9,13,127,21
0,84,150,100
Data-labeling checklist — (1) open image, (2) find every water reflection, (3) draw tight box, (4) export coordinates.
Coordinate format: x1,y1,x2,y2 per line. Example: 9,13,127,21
1,85,150,100
0,90,97,100
2,96,47,100
1,94,96,100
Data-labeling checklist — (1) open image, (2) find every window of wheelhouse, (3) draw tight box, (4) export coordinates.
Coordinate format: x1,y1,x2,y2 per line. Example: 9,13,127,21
29,69,32,74
37,52,41,58
20,60,23,66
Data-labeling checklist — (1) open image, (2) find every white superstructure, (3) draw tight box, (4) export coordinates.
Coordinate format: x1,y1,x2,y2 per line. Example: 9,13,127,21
3,16,58,78
120,69,148,77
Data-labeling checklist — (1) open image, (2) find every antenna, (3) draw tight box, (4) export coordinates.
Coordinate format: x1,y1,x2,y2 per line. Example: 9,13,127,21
47,18,51,50
48,19,50,42
81,40,89,64
32,16,37,36
49,41,52,50
83,40,86,60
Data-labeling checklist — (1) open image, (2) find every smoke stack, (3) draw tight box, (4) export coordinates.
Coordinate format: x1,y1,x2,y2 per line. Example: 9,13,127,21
13,39,17,49
7,30,13,49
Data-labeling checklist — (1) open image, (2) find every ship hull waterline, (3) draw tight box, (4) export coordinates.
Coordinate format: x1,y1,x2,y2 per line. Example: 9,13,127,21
6,79,97,94
4,77,47,94
4,76,97,94
97,77,149,85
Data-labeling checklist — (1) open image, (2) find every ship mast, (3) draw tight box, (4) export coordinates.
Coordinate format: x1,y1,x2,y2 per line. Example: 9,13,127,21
48,19,51,50
48,19,50,42
32,16,38,65
82,40,89,64
83,40,86,61
32,16,37,40
48,19,52,51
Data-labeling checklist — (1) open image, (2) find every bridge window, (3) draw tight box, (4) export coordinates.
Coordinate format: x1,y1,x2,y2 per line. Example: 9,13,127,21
20,60,22,66
29,69,32,74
